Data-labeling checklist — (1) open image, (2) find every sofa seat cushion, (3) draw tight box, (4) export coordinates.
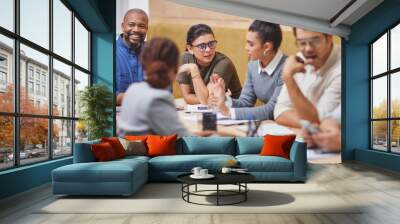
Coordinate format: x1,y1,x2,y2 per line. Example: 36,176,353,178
53,159,147,183
116,155,150,163
149,154,235,172
236,155,293,172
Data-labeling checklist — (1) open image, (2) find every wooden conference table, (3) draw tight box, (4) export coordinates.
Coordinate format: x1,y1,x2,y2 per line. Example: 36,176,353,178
175,98,256,137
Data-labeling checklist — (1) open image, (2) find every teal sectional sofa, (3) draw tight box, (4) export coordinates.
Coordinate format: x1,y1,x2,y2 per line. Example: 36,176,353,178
52,137,307,196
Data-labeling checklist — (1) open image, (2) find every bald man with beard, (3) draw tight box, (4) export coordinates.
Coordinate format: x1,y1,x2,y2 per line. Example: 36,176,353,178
116,9,149,106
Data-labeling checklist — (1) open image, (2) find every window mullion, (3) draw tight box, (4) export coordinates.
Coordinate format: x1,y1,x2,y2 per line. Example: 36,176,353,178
370,45,373,149
48,0,54,160
71,11,76,154
13,0,21,167
388,30,391,153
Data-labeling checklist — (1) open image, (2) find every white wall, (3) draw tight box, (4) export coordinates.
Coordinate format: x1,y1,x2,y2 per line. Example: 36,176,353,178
116,0,149,35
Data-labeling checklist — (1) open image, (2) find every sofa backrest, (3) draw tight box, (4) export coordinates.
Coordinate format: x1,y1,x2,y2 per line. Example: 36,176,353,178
177,137,236,155
73,139,100,163
235,137,264,155
74,136,304,161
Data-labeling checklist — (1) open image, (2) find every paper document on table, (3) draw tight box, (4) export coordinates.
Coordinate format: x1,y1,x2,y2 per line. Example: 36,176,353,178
181,114,201,122
217,112,231,120
216,112,248,125
185,104,212,113
217,119,248,126
174,98,186,110
256,123,294,136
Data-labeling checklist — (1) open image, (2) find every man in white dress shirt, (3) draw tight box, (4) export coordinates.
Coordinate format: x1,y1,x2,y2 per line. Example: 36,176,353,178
274,28,341,128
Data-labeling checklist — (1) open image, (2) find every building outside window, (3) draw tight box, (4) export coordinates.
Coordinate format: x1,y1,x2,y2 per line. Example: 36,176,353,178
41,85,46,97
0,71,6,84
35,83,40,95
0,54,7,67
54,88,58,104
0,54,7,89
28,81,34,94
0,72,6,83
28,66,34,80
41,73,46,83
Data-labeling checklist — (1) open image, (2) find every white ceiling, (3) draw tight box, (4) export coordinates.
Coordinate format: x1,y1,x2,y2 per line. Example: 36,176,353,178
228,0,352,22
169,0,384,38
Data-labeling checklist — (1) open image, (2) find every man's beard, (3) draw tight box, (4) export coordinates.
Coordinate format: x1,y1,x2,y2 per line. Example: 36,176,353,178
124,32,145,52
130,41,144,53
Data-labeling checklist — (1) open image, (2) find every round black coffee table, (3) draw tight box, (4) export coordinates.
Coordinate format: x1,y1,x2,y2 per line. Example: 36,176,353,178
177,173,255,206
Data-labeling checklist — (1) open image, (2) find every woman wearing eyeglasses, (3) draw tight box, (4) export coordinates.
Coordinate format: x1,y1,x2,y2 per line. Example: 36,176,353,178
176,24,242,105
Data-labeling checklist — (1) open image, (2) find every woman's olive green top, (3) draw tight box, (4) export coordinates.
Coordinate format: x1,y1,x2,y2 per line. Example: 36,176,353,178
176,52,242,98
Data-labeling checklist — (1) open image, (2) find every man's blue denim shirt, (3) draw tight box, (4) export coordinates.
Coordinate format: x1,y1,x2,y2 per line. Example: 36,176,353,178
116,36,144,94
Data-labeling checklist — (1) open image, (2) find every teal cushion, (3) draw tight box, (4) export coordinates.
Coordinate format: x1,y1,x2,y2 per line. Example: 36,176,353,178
73,139,101,163
236,137,263,155
236,155,293,172
148,154,235,172
178,137,235,155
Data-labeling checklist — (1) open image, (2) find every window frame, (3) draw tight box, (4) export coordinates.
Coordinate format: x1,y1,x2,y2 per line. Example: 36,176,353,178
370,21,400,154
0,0,92,171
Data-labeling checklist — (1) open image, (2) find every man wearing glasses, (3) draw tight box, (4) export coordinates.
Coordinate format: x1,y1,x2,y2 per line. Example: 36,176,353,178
274,28,341,129
177,24,242,105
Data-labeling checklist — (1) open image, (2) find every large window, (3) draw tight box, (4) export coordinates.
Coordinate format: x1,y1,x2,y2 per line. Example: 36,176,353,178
0,0,91,171
371,23,400,154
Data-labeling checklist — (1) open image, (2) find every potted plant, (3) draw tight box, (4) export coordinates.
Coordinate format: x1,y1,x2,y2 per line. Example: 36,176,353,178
79,84,113,140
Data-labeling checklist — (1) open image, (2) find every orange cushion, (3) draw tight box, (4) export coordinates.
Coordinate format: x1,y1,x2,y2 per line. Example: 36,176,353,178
101,137,127,158
125,135,148,142
91,142,117,161
260,134,296,159
146,135,177,157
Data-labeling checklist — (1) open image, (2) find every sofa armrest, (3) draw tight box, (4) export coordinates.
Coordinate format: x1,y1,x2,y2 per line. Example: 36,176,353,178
289,138,307,181
73,140,100,163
